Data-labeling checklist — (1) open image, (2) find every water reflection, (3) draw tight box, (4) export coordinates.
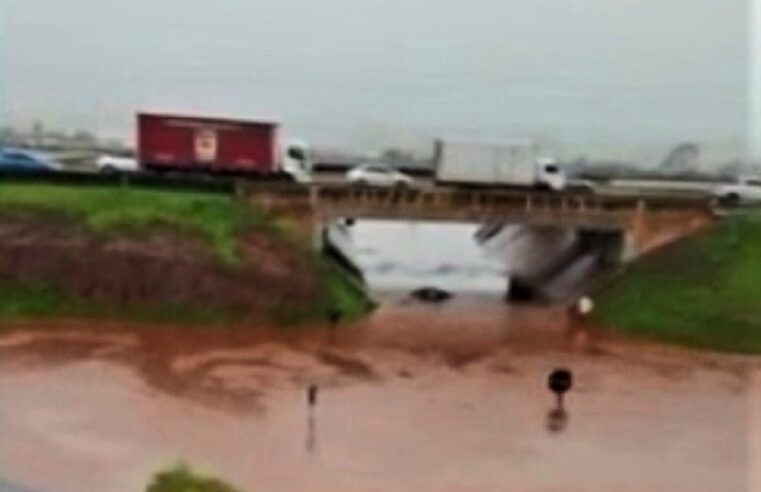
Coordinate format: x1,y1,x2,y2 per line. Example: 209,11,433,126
306,410,317,454
546,406,570,434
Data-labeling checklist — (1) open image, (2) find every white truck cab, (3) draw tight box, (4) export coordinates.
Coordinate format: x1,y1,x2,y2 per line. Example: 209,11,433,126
536,158,566,191
282,139,313,183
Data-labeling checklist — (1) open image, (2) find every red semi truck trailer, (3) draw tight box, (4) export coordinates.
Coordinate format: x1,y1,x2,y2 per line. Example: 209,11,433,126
137,112,311,181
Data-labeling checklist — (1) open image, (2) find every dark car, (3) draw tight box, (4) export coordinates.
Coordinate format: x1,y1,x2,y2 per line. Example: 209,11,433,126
0,148,62,172
410,287,453,303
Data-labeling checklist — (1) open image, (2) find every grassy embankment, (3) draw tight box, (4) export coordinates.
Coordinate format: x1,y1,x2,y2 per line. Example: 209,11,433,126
146,466,240,492
0,183,372,325
594,214,761,353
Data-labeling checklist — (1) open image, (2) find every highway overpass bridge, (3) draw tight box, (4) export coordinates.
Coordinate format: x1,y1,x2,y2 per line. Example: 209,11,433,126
242,183,715,261
0,170,715,270
0,171,716,301
0,170,715,252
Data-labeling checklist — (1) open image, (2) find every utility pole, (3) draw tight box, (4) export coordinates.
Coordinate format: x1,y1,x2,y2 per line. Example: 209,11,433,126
750,0,761,165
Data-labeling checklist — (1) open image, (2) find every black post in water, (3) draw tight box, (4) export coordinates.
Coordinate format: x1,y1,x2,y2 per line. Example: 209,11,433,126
306,384,319,453
546,368,573,434
548,368,573,410
307,384,319,408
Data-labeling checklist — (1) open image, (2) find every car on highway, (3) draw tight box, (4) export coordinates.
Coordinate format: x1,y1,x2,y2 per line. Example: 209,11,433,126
96,154,140,174
713,176,761,206
0,148,62,172
346,163,415,188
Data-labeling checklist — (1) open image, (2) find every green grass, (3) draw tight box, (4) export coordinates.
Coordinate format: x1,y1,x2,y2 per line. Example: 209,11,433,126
146,465,240,492
594,215,761,353
0,183,373,326
0,183,279,265
270,260,377,326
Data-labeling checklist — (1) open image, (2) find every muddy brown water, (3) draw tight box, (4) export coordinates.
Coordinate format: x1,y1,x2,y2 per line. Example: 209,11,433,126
0,300,754,492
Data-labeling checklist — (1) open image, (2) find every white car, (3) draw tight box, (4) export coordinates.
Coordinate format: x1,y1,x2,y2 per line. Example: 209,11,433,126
96,154,139,174
713,176,761,206
346,163,415,188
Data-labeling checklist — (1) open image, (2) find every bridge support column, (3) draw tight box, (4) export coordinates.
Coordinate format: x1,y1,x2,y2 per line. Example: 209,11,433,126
312,221,326,251
621,199,647,263
622,200,715,261
621,232,638,263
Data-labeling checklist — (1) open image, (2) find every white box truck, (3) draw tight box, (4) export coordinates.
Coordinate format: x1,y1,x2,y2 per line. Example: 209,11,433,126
433,139,566,190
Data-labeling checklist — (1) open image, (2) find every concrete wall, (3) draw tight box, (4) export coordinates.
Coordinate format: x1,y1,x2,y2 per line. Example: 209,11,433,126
623,206,715,261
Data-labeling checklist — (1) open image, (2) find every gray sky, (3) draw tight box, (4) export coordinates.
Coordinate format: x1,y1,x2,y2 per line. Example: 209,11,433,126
0,0,750,162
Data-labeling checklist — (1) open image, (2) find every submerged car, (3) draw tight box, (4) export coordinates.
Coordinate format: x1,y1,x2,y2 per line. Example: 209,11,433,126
410,287,453,303
346,163,415,188
0,148,62,172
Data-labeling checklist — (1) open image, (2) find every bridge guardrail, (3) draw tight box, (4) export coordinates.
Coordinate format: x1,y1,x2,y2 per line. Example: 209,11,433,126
310,185,711,212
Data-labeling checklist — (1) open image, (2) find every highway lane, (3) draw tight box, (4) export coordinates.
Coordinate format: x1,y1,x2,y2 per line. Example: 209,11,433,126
0,166,719,207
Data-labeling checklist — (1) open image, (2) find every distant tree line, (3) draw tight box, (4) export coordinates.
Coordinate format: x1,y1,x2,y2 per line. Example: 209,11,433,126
0,121,126,153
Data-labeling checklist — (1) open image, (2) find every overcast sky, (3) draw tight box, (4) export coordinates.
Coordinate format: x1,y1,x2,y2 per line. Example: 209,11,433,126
0,0,751,161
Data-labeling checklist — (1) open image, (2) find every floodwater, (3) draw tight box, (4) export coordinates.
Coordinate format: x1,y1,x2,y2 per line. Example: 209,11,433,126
0,221,754,492
339,219,594,301
346,220,509,294
0,304,754,492
331,220,586,300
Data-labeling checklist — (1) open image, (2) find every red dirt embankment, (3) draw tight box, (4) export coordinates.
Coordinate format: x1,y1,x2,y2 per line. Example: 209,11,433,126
0,213,321,319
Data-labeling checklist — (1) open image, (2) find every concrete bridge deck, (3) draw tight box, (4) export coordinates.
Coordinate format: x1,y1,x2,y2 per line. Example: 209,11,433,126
243,183,716,262
243,182,714,231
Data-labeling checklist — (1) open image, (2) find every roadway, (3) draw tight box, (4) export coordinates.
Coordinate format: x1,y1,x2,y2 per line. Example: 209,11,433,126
0,165,721,208
29,151,732,203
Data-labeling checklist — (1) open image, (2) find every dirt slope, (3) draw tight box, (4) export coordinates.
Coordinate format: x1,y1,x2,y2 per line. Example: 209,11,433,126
0,211,358,325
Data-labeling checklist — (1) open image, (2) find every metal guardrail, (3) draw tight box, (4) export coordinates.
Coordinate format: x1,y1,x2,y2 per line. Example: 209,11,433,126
301,184,715,228
311,185,711,211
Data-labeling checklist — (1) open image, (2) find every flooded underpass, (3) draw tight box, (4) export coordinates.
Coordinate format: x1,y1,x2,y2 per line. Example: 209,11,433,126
330,219,619,303
0,221,755,492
